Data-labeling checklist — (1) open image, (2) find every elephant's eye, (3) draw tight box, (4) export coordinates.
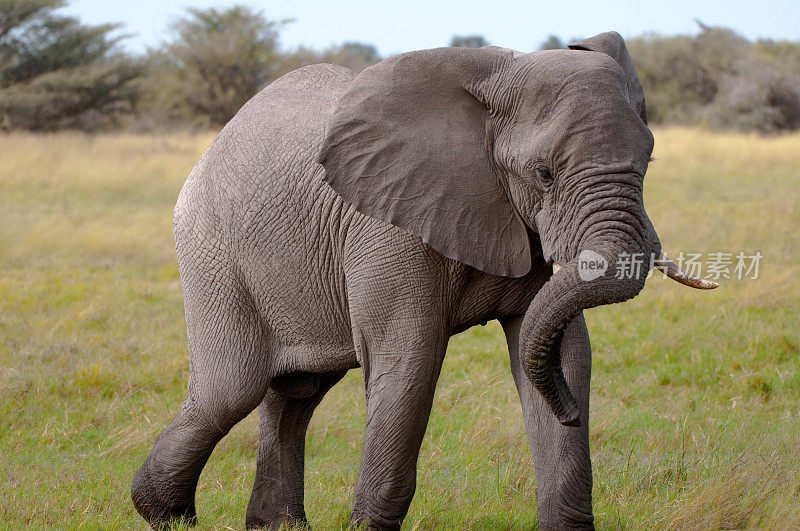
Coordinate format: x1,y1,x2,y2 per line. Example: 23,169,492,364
535,165,554,186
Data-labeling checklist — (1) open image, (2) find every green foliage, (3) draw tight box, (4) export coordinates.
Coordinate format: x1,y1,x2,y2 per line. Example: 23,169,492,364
146,5,288,127
0,0,62,38
138,4,382,128
449,35,490,48
0,0,140,130
0,2,381,130
322,41,380,70
2,3,799,132
539,34,565,50
628,23,800,131
274,41,381,80
705,40,800,132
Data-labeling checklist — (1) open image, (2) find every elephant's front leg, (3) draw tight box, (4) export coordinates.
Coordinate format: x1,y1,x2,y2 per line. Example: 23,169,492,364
350,332,448,530
502,313,594,530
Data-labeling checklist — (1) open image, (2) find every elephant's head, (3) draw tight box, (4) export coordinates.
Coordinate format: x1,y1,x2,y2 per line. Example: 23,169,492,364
317,31,716,426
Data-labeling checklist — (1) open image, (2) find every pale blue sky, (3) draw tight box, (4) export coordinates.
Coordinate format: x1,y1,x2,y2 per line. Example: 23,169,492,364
63,0,799,56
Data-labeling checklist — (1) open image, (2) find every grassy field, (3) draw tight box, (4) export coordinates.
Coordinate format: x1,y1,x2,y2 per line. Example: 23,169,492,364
0,128,798,529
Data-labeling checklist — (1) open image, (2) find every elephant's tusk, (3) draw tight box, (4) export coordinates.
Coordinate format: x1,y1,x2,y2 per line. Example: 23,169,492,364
552,262,562,274
653,252,719,290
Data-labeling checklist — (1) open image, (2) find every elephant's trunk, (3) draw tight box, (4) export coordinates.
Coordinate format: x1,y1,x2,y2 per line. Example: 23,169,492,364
519,241,653,426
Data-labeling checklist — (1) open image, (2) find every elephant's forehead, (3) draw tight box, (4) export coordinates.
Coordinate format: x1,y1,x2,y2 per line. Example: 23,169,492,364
513,49,626,90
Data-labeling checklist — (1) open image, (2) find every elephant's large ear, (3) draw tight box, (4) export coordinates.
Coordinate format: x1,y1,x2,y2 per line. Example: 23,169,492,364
316,47,531,278
568,32,647,124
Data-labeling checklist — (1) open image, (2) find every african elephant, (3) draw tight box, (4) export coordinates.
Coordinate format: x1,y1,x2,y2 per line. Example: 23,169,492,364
131,31,715,530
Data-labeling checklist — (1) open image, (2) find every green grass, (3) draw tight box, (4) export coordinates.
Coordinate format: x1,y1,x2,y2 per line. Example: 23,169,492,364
1,128,798,529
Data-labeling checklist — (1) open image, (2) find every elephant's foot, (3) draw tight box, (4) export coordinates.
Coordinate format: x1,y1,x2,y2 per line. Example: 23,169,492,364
350,509,402,531
131,458,197,529
245,513,307,530
538,505,595,530
539,518,594,531
245,493,308,530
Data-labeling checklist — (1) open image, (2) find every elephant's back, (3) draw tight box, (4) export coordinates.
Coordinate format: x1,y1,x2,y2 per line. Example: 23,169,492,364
233,63,357,138
176,62,358,244
196,63,358,221
213,63,357,182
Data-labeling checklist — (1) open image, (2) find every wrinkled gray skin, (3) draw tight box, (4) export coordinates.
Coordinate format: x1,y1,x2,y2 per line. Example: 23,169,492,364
133,32,662,529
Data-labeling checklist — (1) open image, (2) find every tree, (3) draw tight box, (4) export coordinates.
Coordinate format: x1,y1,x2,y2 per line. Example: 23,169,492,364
625,23,800,131
539,34,565,50
449,35,489,48
0,0,140,130
322,42,380,71
706,52,800,132
278,41,380,75
627,24,750,123
150,5,289,126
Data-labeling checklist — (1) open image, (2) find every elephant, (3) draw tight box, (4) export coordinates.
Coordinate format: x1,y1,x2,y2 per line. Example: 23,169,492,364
131,31,716,530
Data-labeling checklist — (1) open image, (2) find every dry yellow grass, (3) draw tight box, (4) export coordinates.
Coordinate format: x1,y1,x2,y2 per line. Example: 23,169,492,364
0,128,798,528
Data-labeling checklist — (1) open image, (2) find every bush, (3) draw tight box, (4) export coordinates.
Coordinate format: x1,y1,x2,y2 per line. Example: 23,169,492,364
539,35,565,50
627,24,800,131
274,42,380,80
0,0,140,130
137,5,382,129
450,35,490,48
706,55,800,132
140,5,288,127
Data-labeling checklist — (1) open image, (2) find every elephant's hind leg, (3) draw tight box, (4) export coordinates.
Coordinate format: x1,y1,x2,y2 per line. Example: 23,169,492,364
245,370,346,529
132,253,273,529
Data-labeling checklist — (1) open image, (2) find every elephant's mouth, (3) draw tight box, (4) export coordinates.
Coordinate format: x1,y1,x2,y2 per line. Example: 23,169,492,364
551,253,718,290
